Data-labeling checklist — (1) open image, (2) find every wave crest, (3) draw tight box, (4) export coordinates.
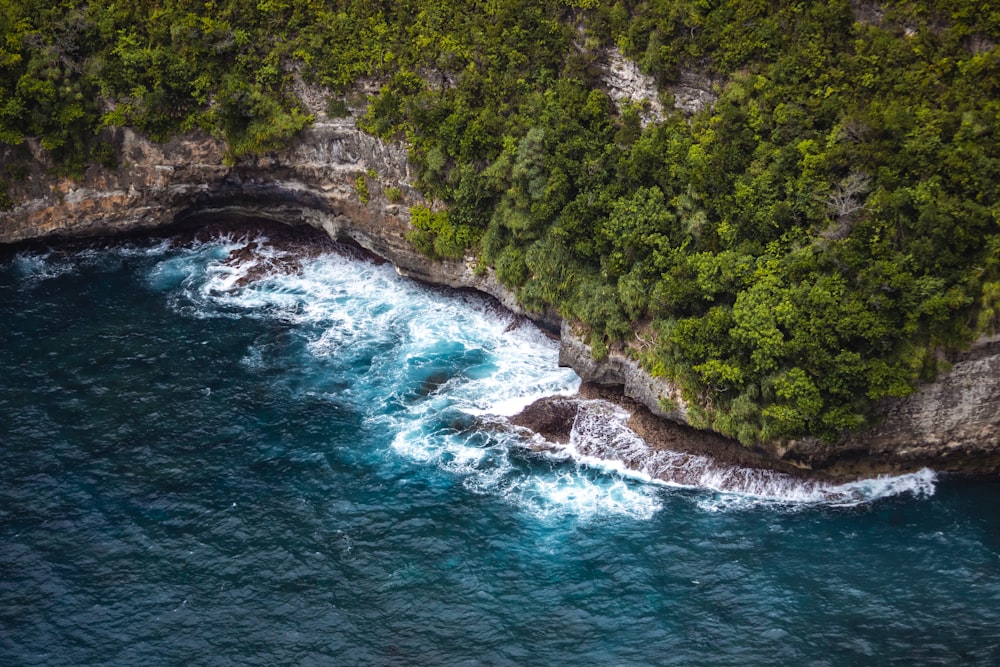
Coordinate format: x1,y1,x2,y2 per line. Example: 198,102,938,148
524,398,937,510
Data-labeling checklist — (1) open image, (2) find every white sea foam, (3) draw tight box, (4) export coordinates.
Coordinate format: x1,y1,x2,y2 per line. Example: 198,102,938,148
11,251,77,283
548,398,938,511
13,239,181,285
500,469,663,521
149,232,938,518
151,234,662,520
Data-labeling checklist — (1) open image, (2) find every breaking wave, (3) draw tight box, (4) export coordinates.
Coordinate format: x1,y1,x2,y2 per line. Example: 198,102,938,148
12,230,937,518
538,398,937,511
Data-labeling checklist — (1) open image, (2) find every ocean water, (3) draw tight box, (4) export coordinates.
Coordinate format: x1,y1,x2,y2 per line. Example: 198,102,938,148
1,228,998,665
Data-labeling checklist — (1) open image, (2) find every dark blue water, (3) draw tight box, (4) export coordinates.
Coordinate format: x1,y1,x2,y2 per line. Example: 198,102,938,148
1,230,998,665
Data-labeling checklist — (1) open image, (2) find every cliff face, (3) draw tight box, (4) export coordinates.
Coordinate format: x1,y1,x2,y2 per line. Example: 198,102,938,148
559,325,1000,478
558,321,688,423
785,335,1000,477
2,115,998,479
0,115,538,324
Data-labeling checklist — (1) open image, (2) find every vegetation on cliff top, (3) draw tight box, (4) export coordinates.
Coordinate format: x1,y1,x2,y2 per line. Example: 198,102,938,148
2,0,999,444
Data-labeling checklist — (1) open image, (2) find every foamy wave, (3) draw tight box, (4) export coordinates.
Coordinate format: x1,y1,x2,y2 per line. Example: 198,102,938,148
14,239,184,286
12,252,78,283
153,233,579,400
155,233,648,520
541,398,937,510
389,422,661,521
144,231,933,518
500,470,662,521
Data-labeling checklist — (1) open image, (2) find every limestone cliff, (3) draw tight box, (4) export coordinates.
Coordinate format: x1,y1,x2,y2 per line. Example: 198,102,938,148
783,335,1000,478
597,47,717,120
558,325,1000,479
558,321,688,423
2,112,998,479
0,112,539,325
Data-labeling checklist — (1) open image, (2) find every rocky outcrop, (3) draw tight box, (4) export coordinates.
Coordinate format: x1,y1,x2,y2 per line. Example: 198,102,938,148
1,108,997,480
850,0,885,27
598,47,665,125
667,71,718,116
597,47,716,119
509,395,580,444
558,322,688,422
559,324,1000,479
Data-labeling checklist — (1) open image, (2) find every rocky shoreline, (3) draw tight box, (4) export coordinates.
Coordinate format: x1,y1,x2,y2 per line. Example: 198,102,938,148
510,383,828,480
2,108,998,482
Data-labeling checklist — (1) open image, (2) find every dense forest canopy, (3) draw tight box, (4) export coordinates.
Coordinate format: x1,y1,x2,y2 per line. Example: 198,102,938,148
2,0,999,444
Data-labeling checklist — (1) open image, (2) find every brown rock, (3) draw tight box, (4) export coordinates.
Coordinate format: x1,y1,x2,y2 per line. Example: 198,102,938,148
508,396,581,444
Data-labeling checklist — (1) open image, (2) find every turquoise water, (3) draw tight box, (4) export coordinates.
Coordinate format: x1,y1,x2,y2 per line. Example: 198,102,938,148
1,228,998,665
